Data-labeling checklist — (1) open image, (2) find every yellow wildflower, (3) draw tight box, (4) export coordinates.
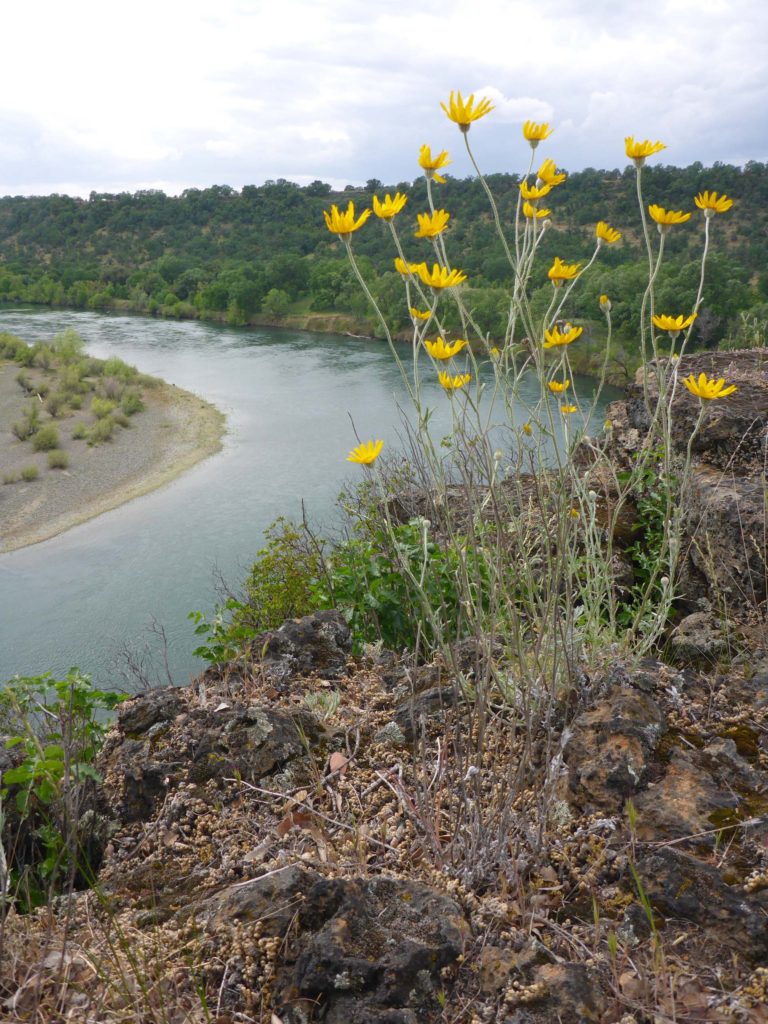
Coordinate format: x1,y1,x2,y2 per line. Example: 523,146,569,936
683,372,737,400
441,90,494,131
596,221,621,244
419,144,451,183
561,405,578,414
694,190,733,216
372,193,407,220
548,257,581,286
569,507,580,518
600,294,612,312
394,257,421,276
548,379,571,394
417,263,467,290
543,324,583,349
323,201,372,237
424,337,468,360
523,422,533,436
347,439,383,465
523,201,550,220
415,209,451,238
648,204,692,230
438,371,472,390
520,181,552,202
537,158,566,187
410,307,432,321
523,120,553,147
652,313,697,333
625,137,666,167
490,346,501,360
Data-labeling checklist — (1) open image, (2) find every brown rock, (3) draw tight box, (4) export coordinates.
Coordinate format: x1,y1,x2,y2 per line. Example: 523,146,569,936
636,846,768,961
563,687,666,812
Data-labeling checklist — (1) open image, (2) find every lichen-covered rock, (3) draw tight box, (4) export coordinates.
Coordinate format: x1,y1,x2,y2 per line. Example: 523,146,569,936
637,846,768,962
99,694,322,824
195,864,469,1023
601,349,768,619
633,751,740,843
669,609,730,665
562,686,666,812
252,608,352,682
622,349,768,473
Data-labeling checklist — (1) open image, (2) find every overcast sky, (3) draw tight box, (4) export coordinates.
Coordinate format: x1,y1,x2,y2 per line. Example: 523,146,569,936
1,0,765,198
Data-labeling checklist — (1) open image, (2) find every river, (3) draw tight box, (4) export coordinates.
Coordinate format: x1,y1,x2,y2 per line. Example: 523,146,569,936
0,308,620,688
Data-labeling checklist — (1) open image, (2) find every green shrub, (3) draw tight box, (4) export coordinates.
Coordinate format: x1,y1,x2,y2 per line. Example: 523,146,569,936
102,356,137,381
79,357,102,378
68,393,83,410
313,517,475,652
15,370,33,393
31,425,60,452
100,377,124,401
90,396,116,419
34,344,54,370
0,669,125,909
71,421,88,440
12,404,41,441
113,411,131,428
15,344,35,367
59,364,88,394
0,333,28,360
50,329,85,364
238,517,325,633
121,390,145,416
87,416,114,445
47,449,69,470
3,472,19,485
21,465,39,482
45,392,67,418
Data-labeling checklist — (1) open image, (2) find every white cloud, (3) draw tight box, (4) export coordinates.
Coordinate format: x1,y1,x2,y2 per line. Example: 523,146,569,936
0,0,765,196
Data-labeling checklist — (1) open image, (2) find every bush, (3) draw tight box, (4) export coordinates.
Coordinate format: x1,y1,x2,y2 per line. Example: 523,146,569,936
47,449,69,470
113,412,131,428
71,421,88,440
15,370,33,393
45,392,67,418
12,404,41,441
102,356,137,381
0,669,125,909
50,329,85,363
238,517,325,633
87,416,114,445
90,397,116,419
0,333,28,360
314,517,474,653
31,425,60,452
3,472,19,485
121,390,145,415
34,344,54,370
100,377,124,401
20,465,39,482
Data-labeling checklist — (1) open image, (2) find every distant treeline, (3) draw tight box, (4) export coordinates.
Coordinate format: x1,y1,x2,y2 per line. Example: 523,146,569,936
1,162,767,356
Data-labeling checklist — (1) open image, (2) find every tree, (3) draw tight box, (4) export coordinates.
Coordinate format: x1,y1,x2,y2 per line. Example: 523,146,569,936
262,288,291,315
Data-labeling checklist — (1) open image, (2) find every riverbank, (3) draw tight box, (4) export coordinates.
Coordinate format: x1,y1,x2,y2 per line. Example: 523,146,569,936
0,367,225,552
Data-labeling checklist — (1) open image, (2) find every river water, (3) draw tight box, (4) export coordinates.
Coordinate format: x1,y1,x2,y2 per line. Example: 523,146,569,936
0,308,619,688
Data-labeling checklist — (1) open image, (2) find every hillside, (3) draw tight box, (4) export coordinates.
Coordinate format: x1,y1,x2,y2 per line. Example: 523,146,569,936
1,162,767,356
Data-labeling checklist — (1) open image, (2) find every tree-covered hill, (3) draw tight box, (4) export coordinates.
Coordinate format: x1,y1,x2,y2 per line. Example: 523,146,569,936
1,161,767,360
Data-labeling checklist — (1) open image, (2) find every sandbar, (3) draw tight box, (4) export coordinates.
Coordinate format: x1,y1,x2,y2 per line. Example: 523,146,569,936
0,364,225,552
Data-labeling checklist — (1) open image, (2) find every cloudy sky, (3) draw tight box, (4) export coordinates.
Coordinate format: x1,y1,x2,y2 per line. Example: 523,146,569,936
1,0,765,198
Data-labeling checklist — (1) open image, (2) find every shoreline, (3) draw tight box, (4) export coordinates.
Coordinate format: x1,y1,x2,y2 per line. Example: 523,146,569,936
1,376,225,553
